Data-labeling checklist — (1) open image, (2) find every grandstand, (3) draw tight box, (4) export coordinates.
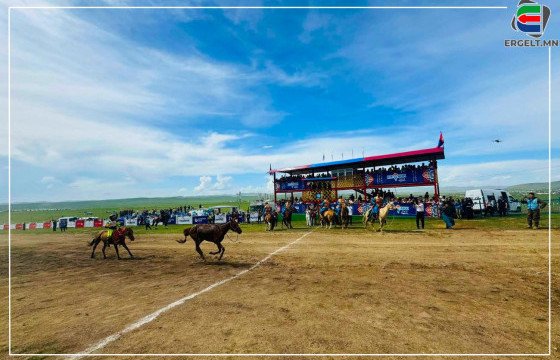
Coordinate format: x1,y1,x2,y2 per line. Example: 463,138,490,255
268,147,445,205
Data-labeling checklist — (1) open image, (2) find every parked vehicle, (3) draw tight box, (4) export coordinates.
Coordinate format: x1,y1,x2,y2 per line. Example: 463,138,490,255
465,189,521,214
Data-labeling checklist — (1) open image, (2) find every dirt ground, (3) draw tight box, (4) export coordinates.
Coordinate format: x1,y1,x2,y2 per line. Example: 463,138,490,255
1,226,559,359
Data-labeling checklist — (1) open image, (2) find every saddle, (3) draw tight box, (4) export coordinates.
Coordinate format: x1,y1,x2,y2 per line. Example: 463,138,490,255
108,228,125,244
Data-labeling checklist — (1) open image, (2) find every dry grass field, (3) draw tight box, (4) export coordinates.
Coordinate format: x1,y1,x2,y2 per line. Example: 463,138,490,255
0,224,558,359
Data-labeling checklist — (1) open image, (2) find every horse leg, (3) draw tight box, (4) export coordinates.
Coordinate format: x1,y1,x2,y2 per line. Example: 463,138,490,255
195,241,205,261
90,238,100,259
122,243,134,258
102,242,108,259
218,243,225,260
209,243,221,255
113,243,121,260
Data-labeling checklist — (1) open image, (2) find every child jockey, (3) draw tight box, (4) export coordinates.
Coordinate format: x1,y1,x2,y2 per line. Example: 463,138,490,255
368,192,384,222
105,214,120,241
319,199,330,217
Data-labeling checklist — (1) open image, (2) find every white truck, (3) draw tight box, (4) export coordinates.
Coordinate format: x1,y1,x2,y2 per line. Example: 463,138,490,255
464,189,521,213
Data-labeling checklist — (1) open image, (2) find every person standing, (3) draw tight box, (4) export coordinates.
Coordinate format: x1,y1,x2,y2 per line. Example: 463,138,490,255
497,196,508,217
52,219,57,232
441,199,456,229
521,192,547,229
415,199,425,229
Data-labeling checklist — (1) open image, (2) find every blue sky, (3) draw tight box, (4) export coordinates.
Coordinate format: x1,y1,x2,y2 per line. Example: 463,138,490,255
0,0,558,202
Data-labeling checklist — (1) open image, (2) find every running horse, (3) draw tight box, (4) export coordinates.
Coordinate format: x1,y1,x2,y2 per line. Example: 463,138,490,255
177,219,242,261
89,227,135,260
363,202,397,232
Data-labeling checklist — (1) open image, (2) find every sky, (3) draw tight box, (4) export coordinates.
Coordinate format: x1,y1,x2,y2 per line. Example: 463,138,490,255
0,0,559,203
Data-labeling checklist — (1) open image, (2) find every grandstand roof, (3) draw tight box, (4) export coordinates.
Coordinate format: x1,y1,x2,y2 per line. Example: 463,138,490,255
268,147,445,175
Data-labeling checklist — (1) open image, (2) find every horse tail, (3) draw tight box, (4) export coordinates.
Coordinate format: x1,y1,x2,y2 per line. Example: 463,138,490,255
88,232,100,246
177,227,191,244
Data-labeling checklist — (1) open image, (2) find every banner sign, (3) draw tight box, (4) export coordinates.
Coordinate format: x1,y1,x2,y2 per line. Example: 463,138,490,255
214,213,227,223
1,224,6,230
176,216,193,225
36,222,44,229
276,180,307,191
43,222,52,229
193,216,208,224
125,218,137,226
250,212,260,222
29,223,37,229
226,214,244,223
10,224,15,229
365,168,435,186
75,220,85,228
15,224,22,230
93,220,104,227
355,202,438,217
67,220,76,228
84,220,94,228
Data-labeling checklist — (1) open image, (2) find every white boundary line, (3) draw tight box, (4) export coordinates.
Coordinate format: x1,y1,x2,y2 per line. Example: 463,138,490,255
54,231,312,359
548,47,552,356
8,4,554,359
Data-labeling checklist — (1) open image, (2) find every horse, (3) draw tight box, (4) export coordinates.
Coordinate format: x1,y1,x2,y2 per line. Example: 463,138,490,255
339,204,349,229
153,211,171,229
89,227,135,260
264,211,278,231
363,202,397,232
321,209,336,229
176,219,242,261
281,206,296,229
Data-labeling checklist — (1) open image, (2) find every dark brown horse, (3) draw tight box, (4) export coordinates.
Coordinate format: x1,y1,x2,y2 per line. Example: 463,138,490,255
176,219,242,261
339,204,349,229
89,227,135,260
281,206,296,229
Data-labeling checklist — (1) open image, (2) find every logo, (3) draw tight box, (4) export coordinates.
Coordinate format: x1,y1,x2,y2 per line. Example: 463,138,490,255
511,0,550,38
387,173,407,182
422,169,434,183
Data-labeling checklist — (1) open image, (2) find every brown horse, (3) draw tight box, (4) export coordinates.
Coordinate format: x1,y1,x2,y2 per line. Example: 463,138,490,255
89,227,135,260
363,203,397,232
177,219,242,261
321,209,336,229
339,203,349,229
264,211,277,231
281,206,296,229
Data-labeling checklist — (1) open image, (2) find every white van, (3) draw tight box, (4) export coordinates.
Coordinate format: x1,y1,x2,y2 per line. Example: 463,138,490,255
58,216,79,228
464,189,521,213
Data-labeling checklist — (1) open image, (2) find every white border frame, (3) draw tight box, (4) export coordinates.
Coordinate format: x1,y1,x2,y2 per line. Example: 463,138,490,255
6,4,552,358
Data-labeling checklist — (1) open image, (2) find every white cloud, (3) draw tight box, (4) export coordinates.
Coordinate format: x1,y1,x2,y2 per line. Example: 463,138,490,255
194,176,212,192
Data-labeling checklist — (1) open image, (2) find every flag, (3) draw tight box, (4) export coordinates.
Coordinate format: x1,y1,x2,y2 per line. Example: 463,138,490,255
437,132,444,148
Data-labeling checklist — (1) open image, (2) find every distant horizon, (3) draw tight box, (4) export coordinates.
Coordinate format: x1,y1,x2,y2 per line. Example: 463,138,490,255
2,180,558,208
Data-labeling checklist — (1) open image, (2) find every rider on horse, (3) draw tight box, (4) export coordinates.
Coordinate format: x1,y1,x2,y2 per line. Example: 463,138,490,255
335,196,345,217
264,202,272,216
105,214,120,241
368,191,384,222
319,199,330,217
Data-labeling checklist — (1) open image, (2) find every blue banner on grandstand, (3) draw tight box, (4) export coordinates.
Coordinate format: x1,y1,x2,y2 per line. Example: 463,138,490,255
167,217,176,225
365,168,435,186
276,180,307,191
